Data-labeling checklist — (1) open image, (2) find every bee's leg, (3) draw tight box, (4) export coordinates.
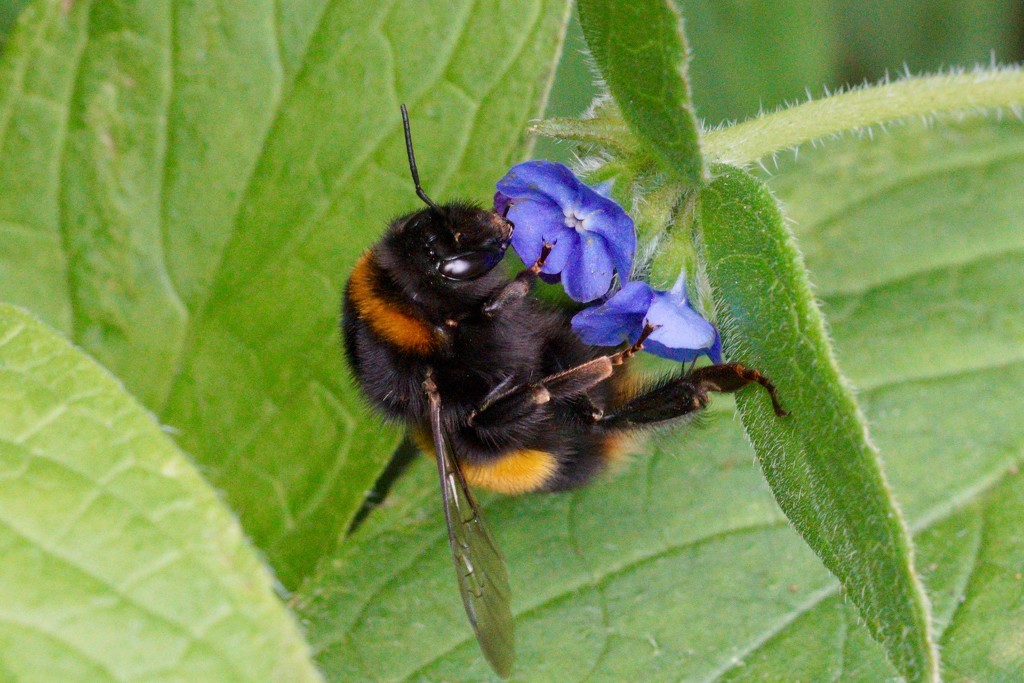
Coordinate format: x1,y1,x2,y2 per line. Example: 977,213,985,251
482,243,553,317
594,364,788,429
468,325,657,428
467,356,613,429
430,317,460,358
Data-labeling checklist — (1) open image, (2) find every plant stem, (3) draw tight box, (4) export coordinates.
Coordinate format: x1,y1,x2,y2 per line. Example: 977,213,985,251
703,66,1024,165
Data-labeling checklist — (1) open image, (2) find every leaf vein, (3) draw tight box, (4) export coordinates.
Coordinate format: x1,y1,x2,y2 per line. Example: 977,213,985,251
0,512,203,646
399,520,790,681
818,239,1024,303
0,613,123,681
54,0,96,346
799,142,1024,244
0,2,56,143
697,584,841,683
939,501,992,645
156,0,187,359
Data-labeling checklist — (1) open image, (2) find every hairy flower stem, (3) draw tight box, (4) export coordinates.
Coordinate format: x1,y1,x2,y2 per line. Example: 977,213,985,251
703,67,1024,166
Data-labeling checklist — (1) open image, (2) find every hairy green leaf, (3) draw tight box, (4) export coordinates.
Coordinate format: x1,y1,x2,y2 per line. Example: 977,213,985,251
719,117,1024,681
577,0,705,186
295,119,1024,680
0,303,321,682
0,0,572,588
696,164,936,681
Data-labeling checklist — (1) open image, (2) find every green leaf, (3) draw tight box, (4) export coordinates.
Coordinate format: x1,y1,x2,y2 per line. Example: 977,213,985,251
696,164,936,681
295,119,1024,680
705,119,1024,679
721,117,1024,681
0,0,573,588
0,0,31,51
577,0,705,187
0,303,322,682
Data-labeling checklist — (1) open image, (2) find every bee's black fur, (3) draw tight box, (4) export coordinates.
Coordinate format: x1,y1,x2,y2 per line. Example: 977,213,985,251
342,200,786,493
344,202,615,488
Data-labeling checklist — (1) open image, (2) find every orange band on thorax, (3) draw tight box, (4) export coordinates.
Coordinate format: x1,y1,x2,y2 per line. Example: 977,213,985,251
349,252,437,354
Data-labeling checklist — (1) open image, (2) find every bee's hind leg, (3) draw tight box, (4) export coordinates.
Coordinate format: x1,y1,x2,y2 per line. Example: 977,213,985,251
594,363,788,429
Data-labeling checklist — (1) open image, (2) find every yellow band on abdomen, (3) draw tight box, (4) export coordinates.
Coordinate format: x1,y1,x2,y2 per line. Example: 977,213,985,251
460,449,558,494
411,428,557,494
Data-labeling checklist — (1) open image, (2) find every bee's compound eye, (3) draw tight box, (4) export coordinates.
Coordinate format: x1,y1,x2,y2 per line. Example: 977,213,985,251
439,250,503,281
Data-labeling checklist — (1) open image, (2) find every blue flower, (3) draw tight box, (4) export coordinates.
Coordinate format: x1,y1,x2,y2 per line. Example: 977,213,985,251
571,275,722,363
495,161,635,302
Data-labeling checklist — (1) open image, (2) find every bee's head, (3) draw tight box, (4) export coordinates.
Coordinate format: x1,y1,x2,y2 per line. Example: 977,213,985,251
394,105,513,282
373,106,515,312
403,203,513,281
377,202,513,311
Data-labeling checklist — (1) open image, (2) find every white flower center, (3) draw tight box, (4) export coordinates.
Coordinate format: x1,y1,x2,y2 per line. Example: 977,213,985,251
564,209,587,231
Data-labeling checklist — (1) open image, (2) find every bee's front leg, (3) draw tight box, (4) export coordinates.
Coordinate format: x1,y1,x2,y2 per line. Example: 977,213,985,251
482,243,553,317
431,317,461,357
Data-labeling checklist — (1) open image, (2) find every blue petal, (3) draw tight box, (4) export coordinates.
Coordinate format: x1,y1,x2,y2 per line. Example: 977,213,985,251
572,269,721,363
572,306,640,346
497,160,637,302
666,270,689,305
507,197,566,267
643,338,717,363
541,229,579,276
562,232,615,302
643,288,720,361
588,212,635,281
574,190,635,281
599,280,655,314
570,281,653,346
493,191,511,217
707,333,723,364
645,294,717,349
591,179,615,198
496,161,582,210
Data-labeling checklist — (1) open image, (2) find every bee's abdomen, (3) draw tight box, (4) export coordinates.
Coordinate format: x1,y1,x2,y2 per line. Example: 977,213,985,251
411,428,558,494
411,424,629,495
346,251,439,355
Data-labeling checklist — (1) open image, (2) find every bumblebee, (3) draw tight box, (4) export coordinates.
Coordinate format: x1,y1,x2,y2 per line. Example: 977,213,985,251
341,106,786,677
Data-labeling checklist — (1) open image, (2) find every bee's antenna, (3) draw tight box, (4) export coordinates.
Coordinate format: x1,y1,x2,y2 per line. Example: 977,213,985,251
401,104,442,213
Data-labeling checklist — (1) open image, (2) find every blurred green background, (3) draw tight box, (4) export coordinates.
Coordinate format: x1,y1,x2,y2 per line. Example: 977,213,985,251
537,0,1022,160
4,0,1018,146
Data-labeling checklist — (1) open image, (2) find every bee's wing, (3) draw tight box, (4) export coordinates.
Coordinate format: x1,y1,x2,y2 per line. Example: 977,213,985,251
426,385,515,677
